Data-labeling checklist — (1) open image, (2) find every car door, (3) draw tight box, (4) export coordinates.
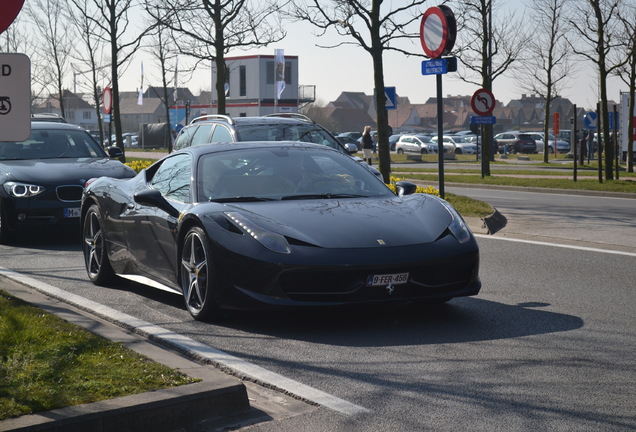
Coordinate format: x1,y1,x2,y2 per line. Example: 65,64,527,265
124,153,191,285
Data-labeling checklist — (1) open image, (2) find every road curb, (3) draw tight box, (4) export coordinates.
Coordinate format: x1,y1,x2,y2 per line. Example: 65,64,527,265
0,277,250,432
2,381,249,432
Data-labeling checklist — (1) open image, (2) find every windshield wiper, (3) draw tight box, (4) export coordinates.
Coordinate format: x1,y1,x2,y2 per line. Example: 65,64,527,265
210,196,277,203
281,193,367,200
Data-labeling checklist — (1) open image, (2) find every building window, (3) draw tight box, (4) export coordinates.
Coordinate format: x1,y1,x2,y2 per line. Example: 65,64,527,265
266,61,292,85
239,65,246,97
83,111,91,120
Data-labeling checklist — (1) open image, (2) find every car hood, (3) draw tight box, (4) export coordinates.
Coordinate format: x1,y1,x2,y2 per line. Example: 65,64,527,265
0,158,135,185
206,195,454,249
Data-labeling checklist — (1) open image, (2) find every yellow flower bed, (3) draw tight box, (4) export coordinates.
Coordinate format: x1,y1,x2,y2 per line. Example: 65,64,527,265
125,160,154,173
386,176,440,197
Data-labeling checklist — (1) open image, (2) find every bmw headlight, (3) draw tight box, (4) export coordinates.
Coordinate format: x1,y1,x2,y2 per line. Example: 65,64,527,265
225,211,291,254
3,182,45,198
435,197,472,244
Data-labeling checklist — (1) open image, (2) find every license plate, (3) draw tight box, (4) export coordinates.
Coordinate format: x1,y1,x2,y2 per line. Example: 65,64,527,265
64,208,81,218
366,272,409,287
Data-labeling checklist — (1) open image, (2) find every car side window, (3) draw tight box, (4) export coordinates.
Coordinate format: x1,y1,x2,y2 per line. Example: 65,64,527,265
173,126,197,151
190,124,214,147
150,153,191,203
210,125,233,143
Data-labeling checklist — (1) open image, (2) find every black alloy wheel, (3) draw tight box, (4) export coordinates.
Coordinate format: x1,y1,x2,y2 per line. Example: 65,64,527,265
83,205,115,285
180,226,220,321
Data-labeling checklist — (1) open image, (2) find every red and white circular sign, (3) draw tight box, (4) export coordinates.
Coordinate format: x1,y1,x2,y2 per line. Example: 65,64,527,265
419,6,457,59
102,87,113,114
471,88,496,116
0,0,25,35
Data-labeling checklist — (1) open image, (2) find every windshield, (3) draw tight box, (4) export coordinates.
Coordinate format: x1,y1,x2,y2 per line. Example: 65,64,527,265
235,123,345,153
197,146,391,202
0,129,107,160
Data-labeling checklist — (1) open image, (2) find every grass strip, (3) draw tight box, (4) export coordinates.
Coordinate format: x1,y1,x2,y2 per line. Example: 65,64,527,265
0,290,197,420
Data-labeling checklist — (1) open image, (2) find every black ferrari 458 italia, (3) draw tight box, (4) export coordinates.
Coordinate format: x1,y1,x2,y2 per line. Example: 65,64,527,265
81,142,480,321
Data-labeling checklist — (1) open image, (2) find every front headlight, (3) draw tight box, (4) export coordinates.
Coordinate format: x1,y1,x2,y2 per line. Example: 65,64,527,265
435,197,472,244
225,211,291,254
3,182,45,198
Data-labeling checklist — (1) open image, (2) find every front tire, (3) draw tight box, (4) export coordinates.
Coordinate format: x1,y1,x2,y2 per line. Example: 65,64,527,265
180,226,220,321
82,204,115,285
397,148,404,155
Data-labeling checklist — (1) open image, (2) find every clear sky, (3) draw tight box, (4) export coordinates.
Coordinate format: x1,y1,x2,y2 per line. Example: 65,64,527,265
118,1,627,112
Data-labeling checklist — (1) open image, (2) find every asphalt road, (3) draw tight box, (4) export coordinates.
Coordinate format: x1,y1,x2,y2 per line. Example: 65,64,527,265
1,188,634,431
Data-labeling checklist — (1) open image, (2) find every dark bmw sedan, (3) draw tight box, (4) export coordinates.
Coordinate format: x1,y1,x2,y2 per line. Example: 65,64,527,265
0,122,135,243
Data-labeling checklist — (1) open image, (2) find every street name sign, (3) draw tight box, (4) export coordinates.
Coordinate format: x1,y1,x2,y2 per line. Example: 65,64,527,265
470,115,496,125
0,53,30,141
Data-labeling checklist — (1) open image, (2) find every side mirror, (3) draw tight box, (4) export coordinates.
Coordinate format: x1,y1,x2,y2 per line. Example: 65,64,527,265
108,145,124,158
344,143,358,154
395,180,417,196
134,189,180,218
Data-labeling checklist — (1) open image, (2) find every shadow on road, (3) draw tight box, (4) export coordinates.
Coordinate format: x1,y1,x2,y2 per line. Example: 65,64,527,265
217,298,583,347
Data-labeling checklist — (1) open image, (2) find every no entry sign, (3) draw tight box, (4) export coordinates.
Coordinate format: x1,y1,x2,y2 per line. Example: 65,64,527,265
0,0,25,35
420,6,457,59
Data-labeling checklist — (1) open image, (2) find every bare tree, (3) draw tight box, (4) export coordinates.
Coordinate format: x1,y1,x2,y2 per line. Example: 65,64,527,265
25,0,74,118
290,0,427,183
567,0,626,180
452,0,527,176
145,7,180,152
147,0,286,117
517,0,572,163
68,0,111,144
0,15,47,104
70,0,153,160
615,2,636,173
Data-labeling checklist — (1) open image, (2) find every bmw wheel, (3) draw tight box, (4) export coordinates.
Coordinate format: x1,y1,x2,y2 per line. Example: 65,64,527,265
83,204,115,285
180,226,220,321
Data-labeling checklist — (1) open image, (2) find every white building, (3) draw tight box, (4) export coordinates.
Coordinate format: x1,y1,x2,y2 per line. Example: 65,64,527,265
210,54,313,117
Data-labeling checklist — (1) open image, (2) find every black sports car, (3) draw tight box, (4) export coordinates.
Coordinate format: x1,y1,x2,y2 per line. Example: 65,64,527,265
81,142,480,321
0,122,136,243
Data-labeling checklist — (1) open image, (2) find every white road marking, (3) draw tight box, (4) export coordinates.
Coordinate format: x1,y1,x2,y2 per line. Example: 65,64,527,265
0,267,369,416
475,234,636,257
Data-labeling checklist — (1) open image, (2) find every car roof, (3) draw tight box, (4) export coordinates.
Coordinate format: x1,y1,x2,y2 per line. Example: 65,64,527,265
176,140,338,157
29,121,88,132
188,113,316,127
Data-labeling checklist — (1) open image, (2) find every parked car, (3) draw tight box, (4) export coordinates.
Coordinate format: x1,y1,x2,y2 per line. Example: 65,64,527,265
493,132,537,154
388,134,402,151
81,142,481,321
526,132,570,154
431,135,476,154
0,122,135,244
173,113,382,180
31,113,66,123
395,135,437,155
337,131,362,141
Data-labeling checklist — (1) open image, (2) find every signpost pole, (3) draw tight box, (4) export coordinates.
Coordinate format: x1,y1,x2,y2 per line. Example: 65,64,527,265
436,74,445,199
597,103,602,183
572,106,577,182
